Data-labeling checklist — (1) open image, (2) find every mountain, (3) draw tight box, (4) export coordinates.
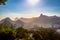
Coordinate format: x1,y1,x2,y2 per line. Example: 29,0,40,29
0,14,60,29
14,19,24,27
0,17,24,28
0,17,14,27
20,14,60,29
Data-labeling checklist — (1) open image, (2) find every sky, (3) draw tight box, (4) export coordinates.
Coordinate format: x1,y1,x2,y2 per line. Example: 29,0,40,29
0,0,60,20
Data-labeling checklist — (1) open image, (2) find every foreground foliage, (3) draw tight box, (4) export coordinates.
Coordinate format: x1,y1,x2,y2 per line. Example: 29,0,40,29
0,24,60,40
0,0,7,5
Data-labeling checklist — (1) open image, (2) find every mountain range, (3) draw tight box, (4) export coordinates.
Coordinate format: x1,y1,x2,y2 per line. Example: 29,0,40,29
0,14,60,29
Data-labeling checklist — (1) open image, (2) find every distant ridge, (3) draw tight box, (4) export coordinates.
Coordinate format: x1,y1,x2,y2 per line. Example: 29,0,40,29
0,14,60,29
14,19,24,27
0,17,24,27
20,14,60,29
0,17,14,27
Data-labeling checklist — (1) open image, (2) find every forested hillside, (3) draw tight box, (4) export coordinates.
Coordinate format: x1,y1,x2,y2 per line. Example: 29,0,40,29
0,23,60,40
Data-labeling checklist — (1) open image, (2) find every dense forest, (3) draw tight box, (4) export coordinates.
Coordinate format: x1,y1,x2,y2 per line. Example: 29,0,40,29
0,23,60,40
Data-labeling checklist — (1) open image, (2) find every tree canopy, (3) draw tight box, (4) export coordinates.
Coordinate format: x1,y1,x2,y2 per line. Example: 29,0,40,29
0,23,60,40
0,0,7,5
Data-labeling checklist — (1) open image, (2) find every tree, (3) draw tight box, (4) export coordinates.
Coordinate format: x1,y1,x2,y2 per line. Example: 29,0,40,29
16,27,30,40
0,23,16,40
31,27,60,40
0,0,7,5
0,31,15,40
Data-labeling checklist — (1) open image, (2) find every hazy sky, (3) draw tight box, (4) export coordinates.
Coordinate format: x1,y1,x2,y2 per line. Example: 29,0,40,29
0,0,60,19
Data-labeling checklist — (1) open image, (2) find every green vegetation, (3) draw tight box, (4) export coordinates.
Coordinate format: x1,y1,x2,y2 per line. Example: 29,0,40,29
0,0,7,5
0,24,60,40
